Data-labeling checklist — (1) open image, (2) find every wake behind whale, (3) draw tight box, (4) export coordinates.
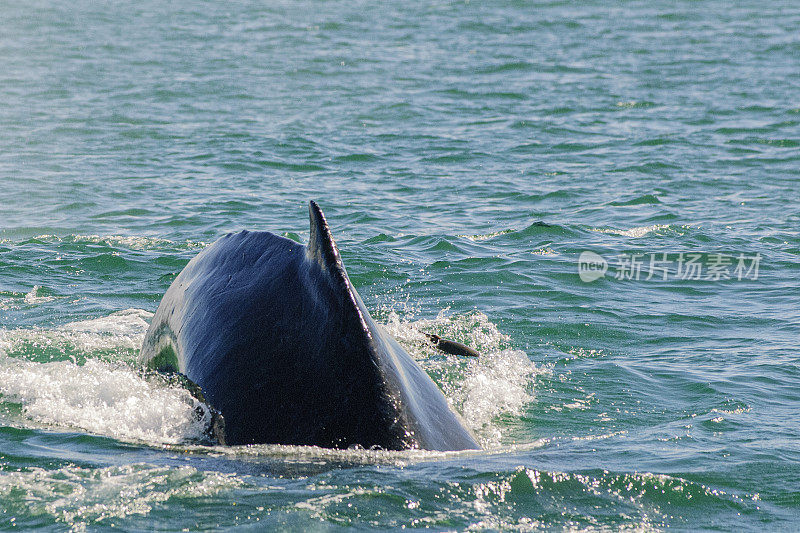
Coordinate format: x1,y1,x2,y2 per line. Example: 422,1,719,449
139,201,480,451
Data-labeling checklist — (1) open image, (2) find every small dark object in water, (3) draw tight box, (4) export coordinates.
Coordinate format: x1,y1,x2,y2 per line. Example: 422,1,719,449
424,333,480,357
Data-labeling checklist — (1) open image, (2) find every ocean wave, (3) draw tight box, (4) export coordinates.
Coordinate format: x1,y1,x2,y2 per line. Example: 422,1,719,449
0,463,243,530
592,224,671,238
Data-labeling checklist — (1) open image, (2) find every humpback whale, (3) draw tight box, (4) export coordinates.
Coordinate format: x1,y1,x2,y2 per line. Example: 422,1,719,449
139,201,480,451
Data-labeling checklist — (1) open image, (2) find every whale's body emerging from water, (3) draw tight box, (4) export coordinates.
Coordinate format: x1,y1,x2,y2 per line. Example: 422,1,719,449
139,201,479,451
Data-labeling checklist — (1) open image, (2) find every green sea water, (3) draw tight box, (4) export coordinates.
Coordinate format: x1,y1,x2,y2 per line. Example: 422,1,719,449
1,0,799,530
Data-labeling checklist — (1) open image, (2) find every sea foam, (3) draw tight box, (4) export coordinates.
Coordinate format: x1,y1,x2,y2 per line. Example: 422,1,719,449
0,310,211,445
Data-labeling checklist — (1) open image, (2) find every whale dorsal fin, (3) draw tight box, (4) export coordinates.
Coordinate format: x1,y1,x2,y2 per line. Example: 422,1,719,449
307,200,345,272
306,200,374,336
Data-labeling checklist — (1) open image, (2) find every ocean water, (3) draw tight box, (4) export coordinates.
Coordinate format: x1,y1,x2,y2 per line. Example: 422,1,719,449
1,0,798,530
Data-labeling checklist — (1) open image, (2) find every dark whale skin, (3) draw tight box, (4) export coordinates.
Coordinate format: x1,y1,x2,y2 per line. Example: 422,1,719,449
139,201,479,451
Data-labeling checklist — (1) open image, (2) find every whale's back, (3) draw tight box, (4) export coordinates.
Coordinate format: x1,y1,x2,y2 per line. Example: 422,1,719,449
140,202,479,451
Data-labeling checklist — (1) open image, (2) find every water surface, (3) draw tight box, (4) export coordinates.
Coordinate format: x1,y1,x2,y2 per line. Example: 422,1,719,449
1,0,798,530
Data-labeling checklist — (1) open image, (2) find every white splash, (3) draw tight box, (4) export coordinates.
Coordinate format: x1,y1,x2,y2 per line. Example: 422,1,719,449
24,285,56,305
457,229,514,241
0,309,211,445
58,308,153,352
0,285,57,310
382,310,537,448
593,224,669,238
0,357,211,444
0,308,152,359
